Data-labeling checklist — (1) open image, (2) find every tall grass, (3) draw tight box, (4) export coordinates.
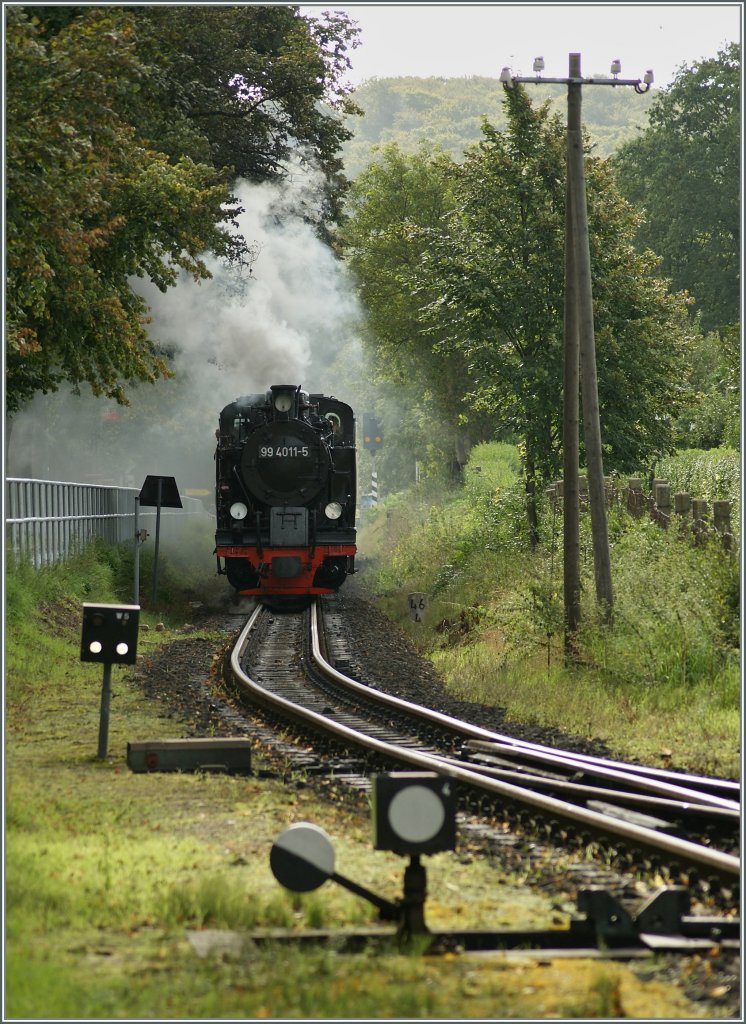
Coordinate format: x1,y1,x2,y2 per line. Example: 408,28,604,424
358,442,740,776
656,447,741,533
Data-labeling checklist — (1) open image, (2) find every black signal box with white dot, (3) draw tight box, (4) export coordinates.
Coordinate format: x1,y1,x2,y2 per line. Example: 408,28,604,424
81,603,140,665
372,772,457,855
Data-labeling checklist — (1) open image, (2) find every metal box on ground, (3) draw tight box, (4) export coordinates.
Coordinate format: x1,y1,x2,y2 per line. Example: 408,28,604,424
127,738,252,775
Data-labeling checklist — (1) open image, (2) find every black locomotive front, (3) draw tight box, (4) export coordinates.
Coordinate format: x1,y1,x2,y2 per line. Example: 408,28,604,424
214,384,356,600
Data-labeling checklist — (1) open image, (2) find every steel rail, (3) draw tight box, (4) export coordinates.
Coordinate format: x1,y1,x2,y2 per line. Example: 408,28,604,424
231,606,740,882
409,749,740,824
319,605,739,795
311,604,739,812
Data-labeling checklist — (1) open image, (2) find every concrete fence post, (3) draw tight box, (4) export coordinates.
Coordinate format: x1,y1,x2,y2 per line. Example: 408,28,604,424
691,498,709,543
713,500,734,550
653,481,671,528
713,500,731,534
604,476,615,508
626,477,644,516
674,492,691,515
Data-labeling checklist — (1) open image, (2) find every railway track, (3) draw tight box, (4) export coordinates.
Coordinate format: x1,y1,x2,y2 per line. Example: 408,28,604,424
227,599,740,893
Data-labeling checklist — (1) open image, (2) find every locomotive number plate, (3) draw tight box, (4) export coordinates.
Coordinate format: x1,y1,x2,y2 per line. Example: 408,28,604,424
259,446,310,458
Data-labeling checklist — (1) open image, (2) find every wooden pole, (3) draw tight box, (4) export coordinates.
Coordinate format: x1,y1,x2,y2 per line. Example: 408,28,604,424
563,61,581,651
566,53,614,622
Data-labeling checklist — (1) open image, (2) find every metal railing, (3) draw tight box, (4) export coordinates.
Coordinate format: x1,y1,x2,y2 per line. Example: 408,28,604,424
5,478,206,567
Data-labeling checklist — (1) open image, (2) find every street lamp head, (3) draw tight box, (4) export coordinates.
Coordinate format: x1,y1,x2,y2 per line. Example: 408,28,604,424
500,66,514,87
610,59,622,78
533,56,545,74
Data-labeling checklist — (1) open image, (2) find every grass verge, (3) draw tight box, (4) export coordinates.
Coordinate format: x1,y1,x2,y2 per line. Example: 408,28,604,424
4,542,717,1018
358,443,740,778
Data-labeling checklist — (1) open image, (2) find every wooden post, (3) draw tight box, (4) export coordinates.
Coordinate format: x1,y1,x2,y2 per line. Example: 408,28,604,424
567,53,613,622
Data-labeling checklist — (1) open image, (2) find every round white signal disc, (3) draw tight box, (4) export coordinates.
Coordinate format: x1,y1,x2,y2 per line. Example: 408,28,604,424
387,785,445,843
270,823,335,892
230,502,248,520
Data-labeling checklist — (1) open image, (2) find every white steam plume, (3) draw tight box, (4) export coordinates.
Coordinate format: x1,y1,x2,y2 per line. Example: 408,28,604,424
7,170,365,493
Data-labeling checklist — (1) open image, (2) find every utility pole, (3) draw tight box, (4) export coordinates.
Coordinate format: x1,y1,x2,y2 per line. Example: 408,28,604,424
567,52,613,624
563,72,581,648
501,56,653,638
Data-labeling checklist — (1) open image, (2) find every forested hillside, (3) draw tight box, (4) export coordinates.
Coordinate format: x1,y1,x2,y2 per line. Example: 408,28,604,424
342,75,655,176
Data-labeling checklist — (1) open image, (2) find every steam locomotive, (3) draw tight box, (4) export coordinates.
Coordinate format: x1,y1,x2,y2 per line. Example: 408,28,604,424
214,384,356,605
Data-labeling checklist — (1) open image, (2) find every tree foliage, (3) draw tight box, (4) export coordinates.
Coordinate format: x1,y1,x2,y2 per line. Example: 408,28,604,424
612,43,740,334
419,87,696,485
342,144,493,475
6,5,360,414
6,8,235,412
343,85,697,502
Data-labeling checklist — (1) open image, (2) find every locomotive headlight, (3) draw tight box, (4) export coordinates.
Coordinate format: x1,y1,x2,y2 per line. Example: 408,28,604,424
324,501,343,520
274,393,294,413
230,501,248,521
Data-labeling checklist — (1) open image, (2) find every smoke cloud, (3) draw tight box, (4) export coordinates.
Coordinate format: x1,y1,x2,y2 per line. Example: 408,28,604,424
7,170,366,497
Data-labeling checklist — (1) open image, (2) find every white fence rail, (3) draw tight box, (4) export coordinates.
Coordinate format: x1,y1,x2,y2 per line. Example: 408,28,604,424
5,478,206,567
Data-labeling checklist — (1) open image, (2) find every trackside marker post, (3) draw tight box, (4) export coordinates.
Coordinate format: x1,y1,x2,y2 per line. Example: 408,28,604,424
80,603,140,759
408,593,427,623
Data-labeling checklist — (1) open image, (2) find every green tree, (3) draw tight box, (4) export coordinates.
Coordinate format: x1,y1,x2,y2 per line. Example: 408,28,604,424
5,8,241,413
128,5,360,228
415,87,695,534
6,6,361,414
613,43,740,333
672,325,740,449
342,143,493,479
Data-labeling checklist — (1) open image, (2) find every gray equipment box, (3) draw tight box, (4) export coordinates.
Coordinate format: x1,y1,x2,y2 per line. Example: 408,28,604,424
127,738,252,775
